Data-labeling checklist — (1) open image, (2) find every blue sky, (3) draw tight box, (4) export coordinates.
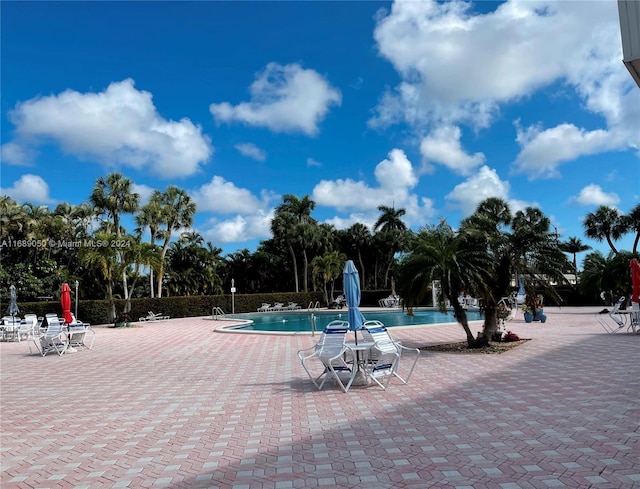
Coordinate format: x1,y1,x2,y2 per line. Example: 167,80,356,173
2,1,639,261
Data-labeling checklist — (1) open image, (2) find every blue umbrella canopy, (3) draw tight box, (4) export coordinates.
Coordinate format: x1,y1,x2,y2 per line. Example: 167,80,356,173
343,260,365,336
8,284,19,317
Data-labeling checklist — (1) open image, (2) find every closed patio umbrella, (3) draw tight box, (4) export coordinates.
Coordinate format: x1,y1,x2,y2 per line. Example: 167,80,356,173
343,260,366,344
7,284,19,318
60,283,73,324
631,259,640,304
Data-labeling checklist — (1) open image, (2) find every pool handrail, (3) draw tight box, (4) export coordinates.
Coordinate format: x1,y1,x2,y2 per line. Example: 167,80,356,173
212,307,225,319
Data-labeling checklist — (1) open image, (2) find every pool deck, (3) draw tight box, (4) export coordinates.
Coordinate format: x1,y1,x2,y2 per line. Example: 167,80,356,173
1,306,638,488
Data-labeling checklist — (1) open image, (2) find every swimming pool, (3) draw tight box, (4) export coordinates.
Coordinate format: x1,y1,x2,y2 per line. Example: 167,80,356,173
222,309,484,333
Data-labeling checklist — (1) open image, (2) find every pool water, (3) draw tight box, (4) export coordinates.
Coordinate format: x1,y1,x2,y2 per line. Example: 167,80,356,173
225,309,483,333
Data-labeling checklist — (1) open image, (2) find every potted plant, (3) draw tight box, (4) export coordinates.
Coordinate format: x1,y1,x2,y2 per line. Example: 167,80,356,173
522,303,534,323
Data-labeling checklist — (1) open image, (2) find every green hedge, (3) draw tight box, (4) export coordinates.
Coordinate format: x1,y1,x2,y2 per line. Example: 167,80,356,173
16,292,324,326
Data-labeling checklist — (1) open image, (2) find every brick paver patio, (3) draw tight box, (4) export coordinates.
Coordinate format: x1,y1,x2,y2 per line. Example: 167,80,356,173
1,306,638,488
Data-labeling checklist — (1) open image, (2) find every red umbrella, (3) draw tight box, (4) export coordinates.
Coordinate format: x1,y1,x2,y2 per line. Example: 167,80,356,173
60,283,73,324
631,259,640,304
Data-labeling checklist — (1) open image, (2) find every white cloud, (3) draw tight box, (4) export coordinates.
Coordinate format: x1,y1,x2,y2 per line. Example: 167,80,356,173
569,184,620,206
235,142,266,161
0,174,55,204
132,184,156,204
307,157,322,168
1,142,37,166
8,79,213,178
312,148,435,226
201,209,274,244
419,125,485,176
371,0,639,172
513,122,622,180
210,62,342,136
192,176,274,214
445,165,512,216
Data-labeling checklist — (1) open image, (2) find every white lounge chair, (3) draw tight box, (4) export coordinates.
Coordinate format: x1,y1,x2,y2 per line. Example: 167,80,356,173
596,296,627,333
139,311,170,321
287,302,301,310
257,303,272,312
67,314,95,349
271,302,285,311
298,320,357,392
361,320,420,388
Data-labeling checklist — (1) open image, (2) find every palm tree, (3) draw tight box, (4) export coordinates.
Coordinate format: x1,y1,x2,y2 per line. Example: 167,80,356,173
79,231,122,322
622,203,640,254
272,194,317,292
560,237,591,279
583,205,625,254
374,205,407,288
135,196,164,297
90,172,140,300
344,223,371,288
155,186,196,298
398,221,493,347
311,251,346,305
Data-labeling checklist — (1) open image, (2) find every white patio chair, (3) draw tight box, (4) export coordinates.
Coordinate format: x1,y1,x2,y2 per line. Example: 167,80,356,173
596,296,627,333
139,311,170,321
67,315,96,349
298,320,357,392
257,303,272,312
33,317,68,356
16,315,38,343
361,320,420,388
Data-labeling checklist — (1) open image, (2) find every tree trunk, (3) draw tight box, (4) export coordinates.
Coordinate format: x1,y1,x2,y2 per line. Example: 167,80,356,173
323,281,329,306
288,244,299,293
107,281,116,323
449,296,479,348
482,304,499,339
357,250,365,289
149,269,155,298
302,249,309,293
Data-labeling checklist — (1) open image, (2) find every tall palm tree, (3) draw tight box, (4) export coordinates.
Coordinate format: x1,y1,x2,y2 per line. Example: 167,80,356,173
135,195,164,297
374,205,407,288
270,212,300,292
274,194,317,292
90,172,140,300
560,237,591,279
583,205,625,254
623,203,640,254
398,221,493,347
155,186,196,298
345,223,371,288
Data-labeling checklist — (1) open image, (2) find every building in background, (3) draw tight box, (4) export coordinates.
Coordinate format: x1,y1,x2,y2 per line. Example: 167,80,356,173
618,0,640,87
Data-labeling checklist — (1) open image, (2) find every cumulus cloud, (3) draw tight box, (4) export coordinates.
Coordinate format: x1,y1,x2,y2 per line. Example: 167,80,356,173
0,174,55,204
7,79,213,178
210,62,342,136
235,142,266,161
569,184,620,206
371,0,639,175
192,176,275,214
446,165,514,216
132,184,156,204
201,209,274,244
1,142,37,166
312,148,435,226
419,125,485,175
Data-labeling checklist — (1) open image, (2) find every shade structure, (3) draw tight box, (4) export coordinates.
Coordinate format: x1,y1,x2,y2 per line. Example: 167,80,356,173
631,258,640,304
343,260,366,342
7,284,19,317
60,282,73,324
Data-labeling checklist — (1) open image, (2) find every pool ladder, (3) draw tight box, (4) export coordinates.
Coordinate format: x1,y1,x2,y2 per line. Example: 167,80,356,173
211,307,225,320
307,301,320,311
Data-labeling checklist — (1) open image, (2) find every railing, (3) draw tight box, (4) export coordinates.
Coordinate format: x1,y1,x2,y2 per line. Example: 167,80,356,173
310,313,317,337
211,307,225,320
307,301,321,311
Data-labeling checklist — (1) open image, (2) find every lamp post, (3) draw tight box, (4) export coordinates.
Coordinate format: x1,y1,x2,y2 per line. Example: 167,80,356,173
74,280,79,319
231,279,236,314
